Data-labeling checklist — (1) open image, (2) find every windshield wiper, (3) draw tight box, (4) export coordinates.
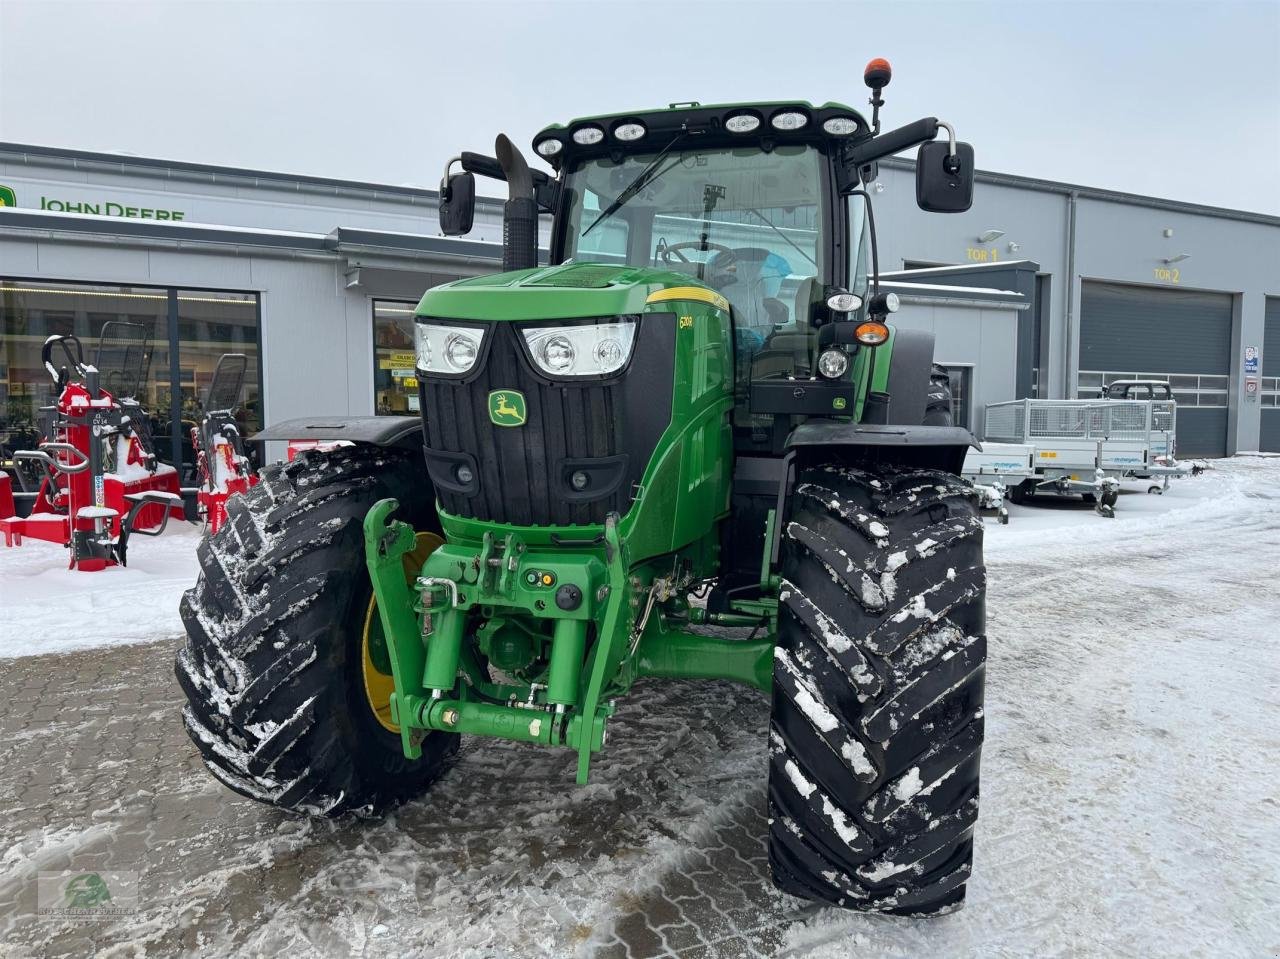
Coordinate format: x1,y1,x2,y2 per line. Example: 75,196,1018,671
581,133,685,239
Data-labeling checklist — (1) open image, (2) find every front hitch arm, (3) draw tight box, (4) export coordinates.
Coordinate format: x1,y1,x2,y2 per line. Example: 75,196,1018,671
363,497,430,759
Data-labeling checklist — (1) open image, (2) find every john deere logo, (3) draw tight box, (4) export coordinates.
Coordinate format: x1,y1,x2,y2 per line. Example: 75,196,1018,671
488,390,527,427
0,185,15,207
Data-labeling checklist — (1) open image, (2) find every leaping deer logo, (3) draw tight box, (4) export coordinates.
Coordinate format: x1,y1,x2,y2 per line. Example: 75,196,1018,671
488,390,527,427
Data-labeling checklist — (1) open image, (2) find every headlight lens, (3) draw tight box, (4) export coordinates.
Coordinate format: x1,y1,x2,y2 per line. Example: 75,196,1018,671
818,348,850,379
415,322,485,375
523,319,638,377
444,332,478,371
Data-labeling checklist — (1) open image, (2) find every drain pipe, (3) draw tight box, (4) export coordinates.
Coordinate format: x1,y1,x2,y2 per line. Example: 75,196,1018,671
1062,190,1078,399
495,134,538,272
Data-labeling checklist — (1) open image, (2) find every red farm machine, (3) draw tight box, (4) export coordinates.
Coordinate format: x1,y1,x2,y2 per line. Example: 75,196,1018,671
190,353,258,534
0,323,185,571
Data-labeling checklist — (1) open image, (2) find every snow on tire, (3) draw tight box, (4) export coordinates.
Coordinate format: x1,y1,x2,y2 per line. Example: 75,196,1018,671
175,444,457,816
768,462,986,915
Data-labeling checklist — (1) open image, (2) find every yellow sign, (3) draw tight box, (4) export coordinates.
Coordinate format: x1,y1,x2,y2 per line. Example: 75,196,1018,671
378,350,417,370
402,376,418,389
1038,450,1058,459
1152,267,1181,284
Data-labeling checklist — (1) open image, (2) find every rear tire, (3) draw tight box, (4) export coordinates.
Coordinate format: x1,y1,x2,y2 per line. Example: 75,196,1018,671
768,462,986,915
176,445,457,816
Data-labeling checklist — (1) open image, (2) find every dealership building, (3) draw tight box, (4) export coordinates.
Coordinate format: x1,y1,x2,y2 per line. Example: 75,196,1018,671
1,140,1277,475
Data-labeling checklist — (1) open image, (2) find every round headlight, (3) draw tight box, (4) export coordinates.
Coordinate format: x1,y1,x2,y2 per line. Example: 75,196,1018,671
444,332,478,370
572,126,604,146
725,113,761,134
417,338,432,368
770,111,809,131
822,116,860,136
593,337,625,369
570,470,590,491
855,321,890,346
818,348,850,379
826,292,863,313
613,122,646,142
535,138,563,158
455,464,474,485
540,335,576,371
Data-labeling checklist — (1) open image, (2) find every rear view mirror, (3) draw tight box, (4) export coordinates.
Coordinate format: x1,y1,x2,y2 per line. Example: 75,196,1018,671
916,140,974,213
439,171,476,235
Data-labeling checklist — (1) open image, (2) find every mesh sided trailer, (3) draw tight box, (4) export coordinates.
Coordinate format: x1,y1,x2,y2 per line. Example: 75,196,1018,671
984,398,1187,516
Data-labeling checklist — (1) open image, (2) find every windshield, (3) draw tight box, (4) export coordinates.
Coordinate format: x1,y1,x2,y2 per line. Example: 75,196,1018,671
563,145,826,337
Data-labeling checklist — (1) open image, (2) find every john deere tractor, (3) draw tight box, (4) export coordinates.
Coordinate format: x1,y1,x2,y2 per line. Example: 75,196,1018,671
178,61,987,915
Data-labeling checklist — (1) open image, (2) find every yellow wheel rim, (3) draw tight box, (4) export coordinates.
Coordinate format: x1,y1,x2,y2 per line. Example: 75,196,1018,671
361,530,443,733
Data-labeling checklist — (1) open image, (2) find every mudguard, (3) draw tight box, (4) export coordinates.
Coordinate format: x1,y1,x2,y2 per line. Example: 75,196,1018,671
786,421,980,476
249,416,422,449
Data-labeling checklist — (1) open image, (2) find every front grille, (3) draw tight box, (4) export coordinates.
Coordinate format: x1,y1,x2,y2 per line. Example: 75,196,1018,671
421,317,675,527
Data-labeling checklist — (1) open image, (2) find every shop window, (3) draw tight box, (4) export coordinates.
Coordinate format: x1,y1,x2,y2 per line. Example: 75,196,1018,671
1,279,261,486
941,365,973,429
176,290,262,479
372,300,420,415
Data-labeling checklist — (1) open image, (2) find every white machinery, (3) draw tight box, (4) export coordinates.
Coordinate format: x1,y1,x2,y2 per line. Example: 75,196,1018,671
961,442,1036,524
983,389,1194,518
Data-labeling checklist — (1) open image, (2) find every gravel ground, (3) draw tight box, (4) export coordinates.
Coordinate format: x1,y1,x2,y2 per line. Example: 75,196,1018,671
0,459,1277,958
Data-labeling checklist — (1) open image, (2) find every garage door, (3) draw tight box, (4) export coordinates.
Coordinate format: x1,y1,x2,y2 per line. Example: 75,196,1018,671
1262,296,1280,453
1079,281,1232,457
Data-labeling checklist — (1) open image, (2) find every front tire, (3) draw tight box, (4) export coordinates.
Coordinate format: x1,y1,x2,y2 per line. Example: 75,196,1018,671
176,445,457,816
768,462,986,915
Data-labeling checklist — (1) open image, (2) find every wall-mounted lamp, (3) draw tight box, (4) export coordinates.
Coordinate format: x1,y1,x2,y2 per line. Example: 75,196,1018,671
345,267,362,289
1162,228,1174,238
1162,253,1191,265
976,229,1005,243
1007,241,1020,254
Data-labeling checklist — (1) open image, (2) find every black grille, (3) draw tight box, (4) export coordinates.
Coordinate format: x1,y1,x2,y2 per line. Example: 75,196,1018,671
421,317,675,527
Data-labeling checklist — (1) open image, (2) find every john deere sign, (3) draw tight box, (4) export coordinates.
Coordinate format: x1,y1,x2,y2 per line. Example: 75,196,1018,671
0,183,185,220
39,195,186,220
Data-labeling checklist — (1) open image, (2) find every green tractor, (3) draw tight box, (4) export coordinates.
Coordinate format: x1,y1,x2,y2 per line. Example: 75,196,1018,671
177,61,987,915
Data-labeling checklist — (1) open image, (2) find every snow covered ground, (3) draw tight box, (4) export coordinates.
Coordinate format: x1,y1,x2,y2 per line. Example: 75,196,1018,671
0,458,1277,957
0,523,200,658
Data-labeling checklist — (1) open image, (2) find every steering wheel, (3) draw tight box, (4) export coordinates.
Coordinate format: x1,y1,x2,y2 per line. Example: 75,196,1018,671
658,240,739,284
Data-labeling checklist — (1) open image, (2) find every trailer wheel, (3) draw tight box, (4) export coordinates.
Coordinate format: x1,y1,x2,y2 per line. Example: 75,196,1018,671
769,462,986,915
1008,479,1035,505
175,445,457,816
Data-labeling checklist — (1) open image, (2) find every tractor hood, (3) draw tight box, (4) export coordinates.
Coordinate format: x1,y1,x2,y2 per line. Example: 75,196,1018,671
415,262,727,322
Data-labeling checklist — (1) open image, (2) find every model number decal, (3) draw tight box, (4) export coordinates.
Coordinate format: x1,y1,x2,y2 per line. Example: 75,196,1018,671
679,315,694,329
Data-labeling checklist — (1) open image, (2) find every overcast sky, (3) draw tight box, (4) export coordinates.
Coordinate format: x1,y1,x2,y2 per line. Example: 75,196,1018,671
1,0,1277,213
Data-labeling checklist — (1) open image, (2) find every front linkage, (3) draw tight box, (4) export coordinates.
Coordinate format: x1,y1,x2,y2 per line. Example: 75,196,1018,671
364,499,774,784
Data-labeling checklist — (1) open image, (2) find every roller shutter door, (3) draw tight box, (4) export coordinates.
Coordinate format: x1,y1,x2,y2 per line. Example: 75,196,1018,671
1262,297,1280,453
1079,281,1232,457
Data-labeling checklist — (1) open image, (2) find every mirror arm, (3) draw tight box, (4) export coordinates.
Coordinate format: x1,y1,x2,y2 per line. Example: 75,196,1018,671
845,117,940,169
452,151,559,213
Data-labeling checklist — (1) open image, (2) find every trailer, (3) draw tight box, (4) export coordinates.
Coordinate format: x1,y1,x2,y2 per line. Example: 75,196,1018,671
961,442,1036,524
983,396,1189,517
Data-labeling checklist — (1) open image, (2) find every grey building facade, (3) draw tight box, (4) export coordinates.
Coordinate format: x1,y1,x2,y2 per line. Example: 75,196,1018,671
1,141,1276,466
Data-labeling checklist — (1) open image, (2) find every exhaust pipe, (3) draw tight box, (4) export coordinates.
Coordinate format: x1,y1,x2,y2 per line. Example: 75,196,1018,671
495,134,538,272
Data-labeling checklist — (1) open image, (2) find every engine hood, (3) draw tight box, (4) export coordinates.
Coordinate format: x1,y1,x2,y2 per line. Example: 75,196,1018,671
414,262,728,322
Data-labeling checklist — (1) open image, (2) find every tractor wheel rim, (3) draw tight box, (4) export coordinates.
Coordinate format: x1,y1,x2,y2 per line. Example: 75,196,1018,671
361,530,444,733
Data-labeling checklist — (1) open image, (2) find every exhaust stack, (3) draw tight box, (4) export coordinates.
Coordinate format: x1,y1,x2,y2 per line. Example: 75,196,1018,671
495,134,538,272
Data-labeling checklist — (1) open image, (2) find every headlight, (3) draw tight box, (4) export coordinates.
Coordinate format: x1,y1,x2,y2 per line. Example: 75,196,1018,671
415,322,485,375
522,319,638,377
818,348,850,379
